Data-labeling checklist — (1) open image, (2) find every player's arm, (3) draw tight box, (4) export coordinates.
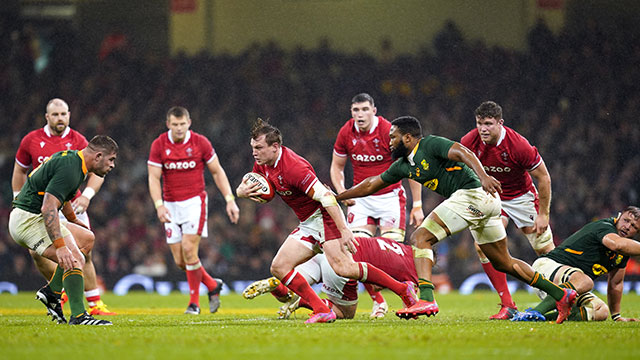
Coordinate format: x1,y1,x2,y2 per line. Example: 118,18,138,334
408,179,424,226
207,156,239,224
447,142,502,194
42,193,75,270
72,173,105,214
602,233,640,256
60,201,88,229
11,162,29,197
309,181,358,253
529,160,552,235
147,164,171,223
330,152,355,206
607,267,638,321
335,175,388,202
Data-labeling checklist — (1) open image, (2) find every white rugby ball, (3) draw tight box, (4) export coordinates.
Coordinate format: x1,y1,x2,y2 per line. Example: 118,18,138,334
242,172,275,203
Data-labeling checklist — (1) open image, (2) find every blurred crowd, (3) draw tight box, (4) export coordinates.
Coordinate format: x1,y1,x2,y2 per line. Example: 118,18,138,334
1,16,639,290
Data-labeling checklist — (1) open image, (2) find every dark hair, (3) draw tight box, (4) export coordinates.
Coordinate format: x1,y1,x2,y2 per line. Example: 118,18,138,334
351,93,375,106
88,135,119,154
623,206,640,220
390,116,423,138
166,106,190,119
251,118,282,145
475,101,503,120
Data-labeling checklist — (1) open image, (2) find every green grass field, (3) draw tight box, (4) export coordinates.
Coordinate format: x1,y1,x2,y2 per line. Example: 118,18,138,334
1,290,639,359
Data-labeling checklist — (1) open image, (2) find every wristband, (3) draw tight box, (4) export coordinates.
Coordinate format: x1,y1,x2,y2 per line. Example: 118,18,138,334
82,187,96,200
225,193,235,202
154,199,164,209
611,313,621,321
13,191,20,198
66,212,77,222
412,201,422,208
53,238,65,249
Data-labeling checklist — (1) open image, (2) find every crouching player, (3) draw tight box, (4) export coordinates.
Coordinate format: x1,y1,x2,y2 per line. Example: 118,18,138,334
512,206,640,322
243,236,419,319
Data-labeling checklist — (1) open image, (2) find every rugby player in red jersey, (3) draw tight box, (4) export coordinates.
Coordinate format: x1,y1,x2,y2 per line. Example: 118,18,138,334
331,93,424,318
148,106,239,315
461,101,554,319
236,118,417,324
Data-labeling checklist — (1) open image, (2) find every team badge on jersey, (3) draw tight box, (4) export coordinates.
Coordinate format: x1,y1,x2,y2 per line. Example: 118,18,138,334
166,149,171,155
186,147,193,157
39,141,45,148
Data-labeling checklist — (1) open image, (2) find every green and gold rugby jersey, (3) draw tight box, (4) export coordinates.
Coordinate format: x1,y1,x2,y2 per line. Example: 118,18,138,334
380,135,481,198
545,217,629,280
13,149,88,214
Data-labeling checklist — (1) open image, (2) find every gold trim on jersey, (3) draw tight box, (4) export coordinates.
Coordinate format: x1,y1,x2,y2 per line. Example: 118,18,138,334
77,150,88,175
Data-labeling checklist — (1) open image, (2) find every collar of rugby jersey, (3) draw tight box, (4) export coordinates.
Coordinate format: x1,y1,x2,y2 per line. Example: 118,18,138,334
43,124,71,138
77,150,88,175
407,140,421,166
353,115,379,134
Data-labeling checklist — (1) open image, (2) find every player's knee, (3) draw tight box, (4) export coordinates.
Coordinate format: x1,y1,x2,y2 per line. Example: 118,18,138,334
525,228,554,254
573,276,594,294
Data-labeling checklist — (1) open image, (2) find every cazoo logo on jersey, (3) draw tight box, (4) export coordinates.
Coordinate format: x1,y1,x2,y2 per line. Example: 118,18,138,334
164,161,197,170
352,154,384,162
483,165,511,173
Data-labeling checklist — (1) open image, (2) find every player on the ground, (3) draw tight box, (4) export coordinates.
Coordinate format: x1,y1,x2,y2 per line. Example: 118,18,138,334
11,98,115,315
236,118,417,324
331,93,424,318
243,236,419,319
336,116,577,323
147,106,239,315
8,135,118,325
512,206,640,322
460,100,554,319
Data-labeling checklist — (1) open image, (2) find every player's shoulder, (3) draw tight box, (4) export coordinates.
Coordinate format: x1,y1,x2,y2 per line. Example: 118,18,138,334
503,126,532,145
21,128,46,142
460,129,479,146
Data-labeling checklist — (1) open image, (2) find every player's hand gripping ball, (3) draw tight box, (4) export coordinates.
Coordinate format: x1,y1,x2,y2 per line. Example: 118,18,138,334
242,172,275,203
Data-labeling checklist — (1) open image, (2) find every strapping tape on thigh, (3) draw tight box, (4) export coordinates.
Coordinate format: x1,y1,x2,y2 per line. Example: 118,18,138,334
421,218,448,241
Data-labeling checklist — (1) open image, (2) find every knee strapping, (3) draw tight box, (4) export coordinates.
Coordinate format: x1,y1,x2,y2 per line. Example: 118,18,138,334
525,227,553,251
381,228,405,242
420,218,448,241
412,246,434,262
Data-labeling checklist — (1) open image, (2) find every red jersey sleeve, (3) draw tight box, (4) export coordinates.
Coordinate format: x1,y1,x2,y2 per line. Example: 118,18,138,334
460,129,477,149
333,123,350,157
511,134,542,171
15,133,34,168
200,136,216,164
148,138,163,167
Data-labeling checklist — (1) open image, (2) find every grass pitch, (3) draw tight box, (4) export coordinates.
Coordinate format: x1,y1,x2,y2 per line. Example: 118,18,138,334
1,290,639,359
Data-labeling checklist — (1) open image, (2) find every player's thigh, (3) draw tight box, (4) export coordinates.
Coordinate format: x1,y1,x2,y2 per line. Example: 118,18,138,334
65,222,95,254
501,192,538,229
271,235,316,274
8,208,72,257
348,192,405,231
164,195,209,239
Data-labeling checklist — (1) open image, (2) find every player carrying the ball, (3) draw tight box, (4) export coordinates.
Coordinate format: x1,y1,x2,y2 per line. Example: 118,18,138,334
236,118,418,324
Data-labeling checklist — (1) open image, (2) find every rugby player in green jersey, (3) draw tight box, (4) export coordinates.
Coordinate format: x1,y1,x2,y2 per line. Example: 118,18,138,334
8,135,118,325
512,206,640,322
336,116,577,323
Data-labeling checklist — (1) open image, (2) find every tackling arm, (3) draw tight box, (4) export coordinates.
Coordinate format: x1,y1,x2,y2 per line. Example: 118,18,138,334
529,160,552,234
335,175,388,202
447,142,502,194
42,193,76,270
207,156,239,224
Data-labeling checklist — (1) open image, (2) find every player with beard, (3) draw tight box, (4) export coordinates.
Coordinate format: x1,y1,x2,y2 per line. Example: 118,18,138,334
336,116,577,323
12,98,115,315
331,93,424,318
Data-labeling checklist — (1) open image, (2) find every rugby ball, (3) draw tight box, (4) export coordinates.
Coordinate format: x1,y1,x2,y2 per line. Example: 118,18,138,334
242,172,275,203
